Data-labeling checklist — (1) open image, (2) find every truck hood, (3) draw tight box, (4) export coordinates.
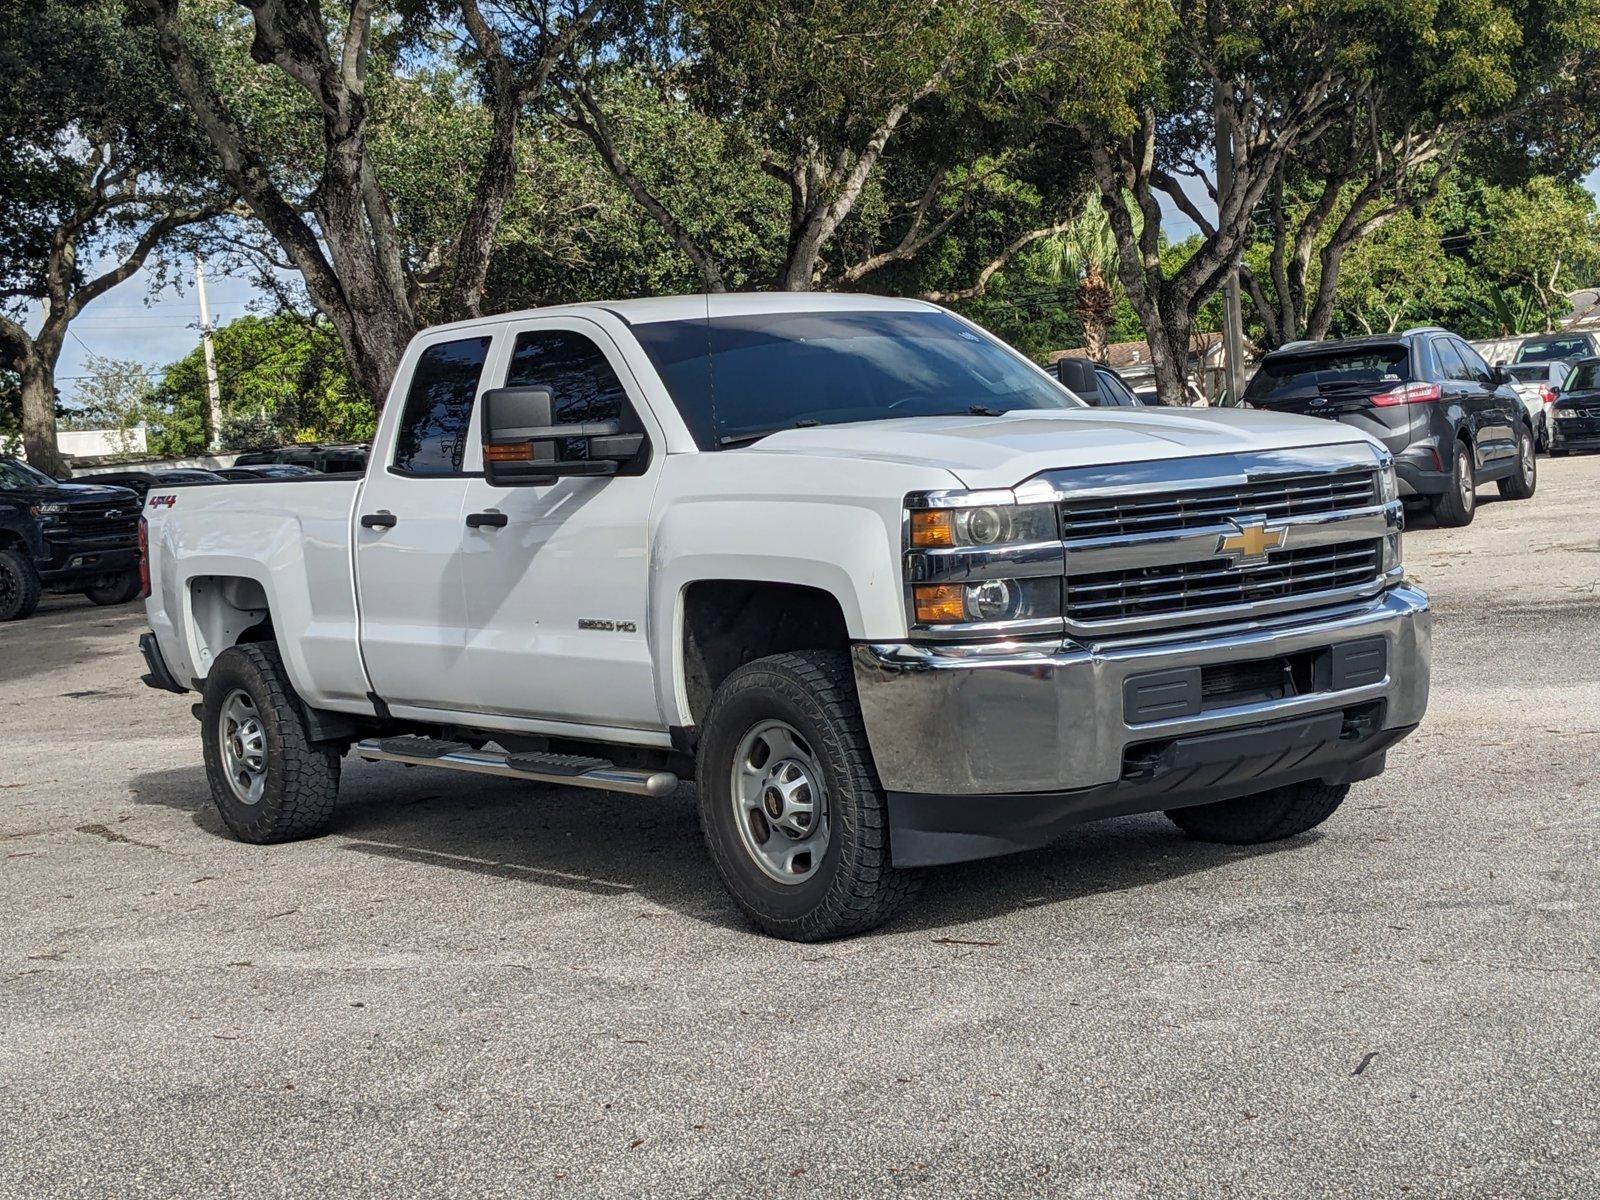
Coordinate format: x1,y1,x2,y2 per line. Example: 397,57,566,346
741,407,1380,490
1,481,140,507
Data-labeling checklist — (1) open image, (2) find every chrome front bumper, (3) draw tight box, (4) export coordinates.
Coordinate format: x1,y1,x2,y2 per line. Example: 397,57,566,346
853,585,1432,797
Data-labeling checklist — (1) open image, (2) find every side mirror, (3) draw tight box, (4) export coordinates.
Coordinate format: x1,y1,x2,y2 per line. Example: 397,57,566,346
480,385,644,487
1491,365,1511,387
1054,359,1105,405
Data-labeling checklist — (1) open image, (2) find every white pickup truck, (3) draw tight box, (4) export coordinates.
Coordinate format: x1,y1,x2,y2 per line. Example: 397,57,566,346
140,294,1431,940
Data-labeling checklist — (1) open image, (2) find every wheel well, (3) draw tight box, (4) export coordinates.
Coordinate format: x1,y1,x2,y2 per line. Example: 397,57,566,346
0,528,26,554
681,580,850,725
189,575,275,670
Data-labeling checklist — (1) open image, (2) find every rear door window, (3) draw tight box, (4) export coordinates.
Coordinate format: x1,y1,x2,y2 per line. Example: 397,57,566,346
1433,339,1472,382
391,336,492,475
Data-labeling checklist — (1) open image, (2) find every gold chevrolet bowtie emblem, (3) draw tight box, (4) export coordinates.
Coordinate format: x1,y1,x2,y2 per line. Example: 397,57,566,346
1217,518,1287,564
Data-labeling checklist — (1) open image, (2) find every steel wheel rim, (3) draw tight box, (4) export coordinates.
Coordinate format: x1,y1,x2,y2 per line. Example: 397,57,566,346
218,689,267,805
730,719,830,885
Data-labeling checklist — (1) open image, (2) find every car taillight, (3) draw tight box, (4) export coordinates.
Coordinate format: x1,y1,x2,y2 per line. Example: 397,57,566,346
1369,381,1442,406
1539,386,1558,404
137,516,150,599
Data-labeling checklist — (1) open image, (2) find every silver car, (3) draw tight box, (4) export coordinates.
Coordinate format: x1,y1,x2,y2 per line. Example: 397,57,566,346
1501,360,1570,450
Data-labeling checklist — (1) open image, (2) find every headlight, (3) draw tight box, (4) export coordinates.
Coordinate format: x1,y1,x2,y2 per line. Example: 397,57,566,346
29,502,68,517
1554,409,1577,421
909,503,1056,548
904,490,1065,635
912,578,1060,625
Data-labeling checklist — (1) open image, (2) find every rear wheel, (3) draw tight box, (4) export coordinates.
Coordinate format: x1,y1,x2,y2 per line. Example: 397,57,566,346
696,650,919,941
201,643,339,843
84,570,141,606
0,548,42,622
1429,439,1476,527
1497,424,1537,500
1166,781,1349,844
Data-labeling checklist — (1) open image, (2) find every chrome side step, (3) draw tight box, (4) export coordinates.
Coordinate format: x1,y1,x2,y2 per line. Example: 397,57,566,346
354,738,678,797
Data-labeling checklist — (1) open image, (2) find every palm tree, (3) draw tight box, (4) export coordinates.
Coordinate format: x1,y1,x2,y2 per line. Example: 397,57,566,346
1044,193,1124,363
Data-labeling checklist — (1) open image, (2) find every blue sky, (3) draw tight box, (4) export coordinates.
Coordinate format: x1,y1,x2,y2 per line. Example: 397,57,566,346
34,165,1600,404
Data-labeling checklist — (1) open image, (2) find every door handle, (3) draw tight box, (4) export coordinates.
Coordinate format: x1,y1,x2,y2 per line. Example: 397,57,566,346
360,511,397,529
465,510,508,529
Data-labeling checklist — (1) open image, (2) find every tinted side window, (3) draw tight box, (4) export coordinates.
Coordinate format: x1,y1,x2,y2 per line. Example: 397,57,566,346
504,330,643,463
392,338,491,474
1433,338,1471,382
1454,339,1493,384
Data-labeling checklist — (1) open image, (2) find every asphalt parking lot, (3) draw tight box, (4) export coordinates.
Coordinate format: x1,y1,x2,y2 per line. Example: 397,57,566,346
2,458,1597,1199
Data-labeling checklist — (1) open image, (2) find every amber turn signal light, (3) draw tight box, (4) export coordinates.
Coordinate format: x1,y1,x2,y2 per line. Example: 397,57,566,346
913,584,966,623
483,442,533,462
910,510,955,547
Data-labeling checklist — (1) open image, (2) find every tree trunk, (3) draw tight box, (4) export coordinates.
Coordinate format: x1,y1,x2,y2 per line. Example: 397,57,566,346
18,346,64,478
1077,270,1113,363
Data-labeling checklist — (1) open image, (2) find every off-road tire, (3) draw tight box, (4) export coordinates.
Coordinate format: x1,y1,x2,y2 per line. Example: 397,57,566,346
201,642,339,844
84,570,142,606
0,547,42,622
1165,780,1349,845
1497,424,1537,500
696,649,919,941
1429,438,1476,527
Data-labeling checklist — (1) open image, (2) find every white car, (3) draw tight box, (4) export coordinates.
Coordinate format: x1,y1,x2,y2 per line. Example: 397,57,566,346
137,294,1432,940
1500,360,1570,450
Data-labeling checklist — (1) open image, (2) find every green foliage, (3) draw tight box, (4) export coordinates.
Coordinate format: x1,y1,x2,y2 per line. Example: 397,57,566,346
1473,177,1600,326
1333,211,1451,335
145,314,365,456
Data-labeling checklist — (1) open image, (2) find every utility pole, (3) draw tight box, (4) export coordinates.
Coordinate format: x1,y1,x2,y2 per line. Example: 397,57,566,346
1215,93,1247,407
195,255,224,451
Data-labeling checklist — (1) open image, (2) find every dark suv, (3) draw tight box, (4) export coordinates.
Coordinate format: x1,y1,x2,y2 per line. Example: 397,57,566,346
0,456,143,620
1244,328,1536,526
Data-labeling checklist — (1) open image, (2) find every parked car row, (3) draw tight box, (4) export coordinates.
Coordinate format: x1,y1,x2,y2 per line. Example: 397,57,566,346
0,446,368,621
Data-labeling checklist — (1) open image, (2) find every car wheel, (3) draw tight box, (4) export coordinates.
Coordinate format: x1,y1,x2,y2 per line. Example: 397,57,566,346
1166,781,1349,844
84,571,142,606
1497,424,1537,500
696,649,920,941
201,642,339,844
0,547,42,622
1429,439,1476,527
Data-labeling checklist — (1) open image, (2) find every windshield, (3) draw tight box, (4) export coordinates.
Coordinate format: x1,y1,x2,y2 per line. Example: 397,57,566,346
1245,345,1410,402
1504,364,1553,383
1517,336,1592,363
1566,360,1600,392
630,310,1080,448
0,457,57,490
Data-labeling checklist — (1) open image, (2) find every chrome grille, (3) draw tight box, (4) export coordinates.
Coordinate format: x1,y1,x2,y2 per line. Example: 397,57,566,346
1059,471,1377,540
1066,541,1383,624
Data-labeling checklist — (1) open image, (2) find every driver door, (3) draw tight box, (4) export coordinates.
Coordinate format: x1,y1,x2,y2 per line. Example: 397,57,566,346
454,317,664,732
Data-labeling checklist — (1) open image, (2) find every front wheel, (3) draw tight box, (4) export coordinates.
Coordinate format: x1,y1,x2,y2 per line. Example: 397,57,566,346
1166,781,1349,844
201,643,339,843
0,548,42,622
1497,424,1537,500
84,570,142,606
696,650,919,941
1429,439,1476,527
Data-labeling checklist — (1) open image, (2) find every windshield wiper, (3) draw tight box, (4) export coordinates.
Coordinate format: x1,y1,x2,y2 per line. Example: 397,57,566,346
717,418,821,448
966,405,1009,416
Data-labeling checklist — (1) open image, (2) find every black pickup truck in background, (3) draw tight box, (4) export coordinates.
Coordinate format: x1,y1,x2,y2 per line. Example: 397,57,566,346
0,456,143,622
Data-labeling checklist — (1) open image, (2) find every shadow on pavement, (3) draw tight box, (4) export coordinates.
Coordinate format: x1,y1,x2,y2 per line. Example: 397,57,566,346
128,754,1313,939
